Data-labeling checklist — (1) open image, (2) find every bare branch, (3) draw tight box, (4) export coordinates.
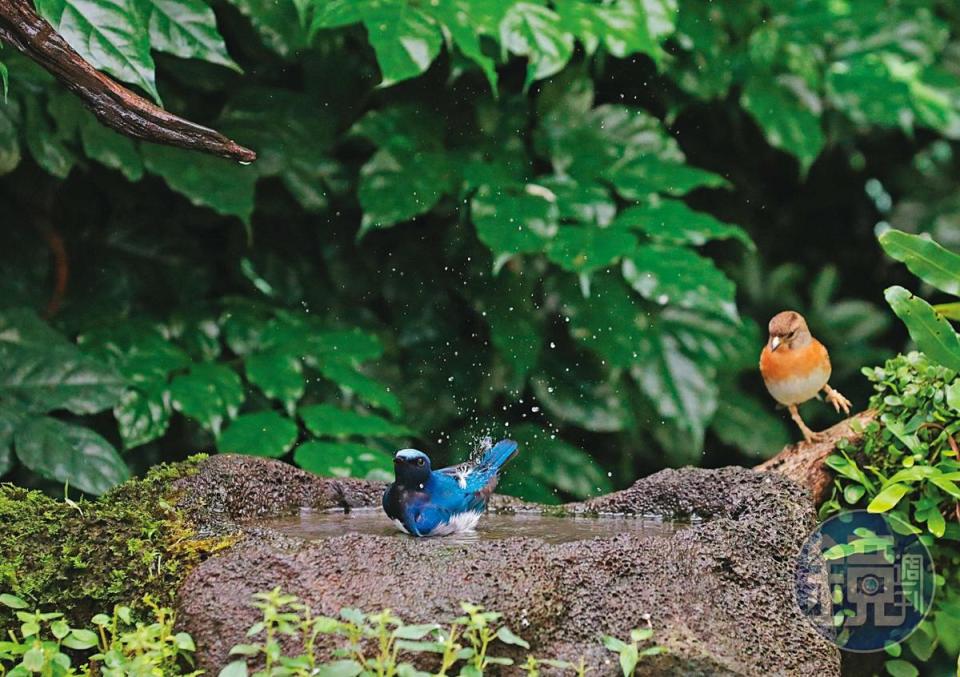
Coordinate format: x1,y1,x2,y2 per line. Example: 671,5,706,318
0,0,256,163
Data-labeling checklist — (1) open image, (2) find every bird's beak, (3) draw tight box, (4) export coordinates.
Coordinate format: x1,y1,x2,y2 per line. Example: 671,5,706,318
770,336,782,352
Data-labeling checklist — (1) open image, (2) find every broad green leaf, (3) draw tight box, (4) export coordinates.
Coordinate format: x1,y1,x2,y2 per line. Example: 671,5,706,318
497,423,612,501
828,56,913,130
0,100,22,175
867,482,911,513
530,363,635,433
495,626,529,649
613,199,754,250
361,5,442,87
142,145,257,223
0,342,126,415
0,405,22,476
879,229,960,296
711,386,791,458
423,0,499,91
358,148,451,232
218,411,299,458
14,416,129,494
78,320,190,383
147,0,239,70
312,660,363,677
245,350,305,413
884,286,960,371
77,110,144,180
169,363,245,434
299,403,411,438
546,225,637,276
113,382,171,450
23,96,75,179
884,659,919,677
499,3,573,87
607,156,728,199
622,244,738,322
319,362,402,418
225,0,309,57
471,184,559,266
631,328,718,456
476,273,543,383
34,0,158,101
741,75,824,174
0,593,29,609
293,440,393,480
947,379,960,414
561,275,649,369
556,0,662,63
0,61,7,102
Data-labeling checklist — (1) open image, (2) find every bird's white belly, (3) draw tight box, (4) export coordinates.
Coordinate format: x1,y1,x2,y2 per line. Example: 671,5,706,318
428,511,482,537
766,366,830,405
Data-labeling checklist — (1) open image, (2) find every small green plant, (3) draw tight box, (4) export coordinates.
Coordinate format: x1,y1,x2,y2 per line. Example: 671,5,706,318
222,589,659,676
602,626,665,677
0,593,198,676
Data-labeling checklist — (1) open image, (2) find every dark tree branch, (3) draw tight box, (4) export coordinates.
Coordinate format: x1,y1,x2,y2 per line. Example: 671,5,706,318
0,0,256,163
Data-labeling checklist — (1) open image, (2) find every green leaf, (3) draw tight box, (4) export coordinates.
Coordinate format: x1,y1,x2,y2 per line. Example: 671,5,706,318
23,96,75,179
867,482,911,513
245,350,305,414
711,387,791,458
423,0,499,91
947,379,960,414
741,75,824,174
361,5,442,87
495,626,529,649
146,0,239,70
476,272,543,383
299,403,411,438
884,286,960,371
879,229,960,296
499,3,574,87
313,660,363,677
0,61,7,103
34,0,158,101
318,362,402,418
471,184,559,267
531,361,635,433
169,363,245,435
546,225,637,276
0,405,24,476
142,145,257,223
556,0,663,63
358,148,451,232
14,416,129,495
498,423,612,501
0,100,21,175
218,411,299,458
114,382,172,450
607,157,727,200
76,109,144,180
884,659,919,677
613,199,754,250
293,440,393,480
78,320,190,383
0,593,29,609
622,244,738,322
225,0,309,57
63,628,98,649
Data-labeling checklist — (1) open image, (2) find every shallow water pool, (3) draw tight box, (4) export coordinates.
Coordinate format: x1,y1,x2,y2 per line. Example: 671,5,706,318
256,508,684,545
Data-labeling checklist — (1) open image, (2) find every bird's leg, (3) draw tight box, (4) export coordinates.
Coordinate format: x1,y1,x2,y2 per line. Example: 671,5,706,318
822,384,852,415
788,404,824,443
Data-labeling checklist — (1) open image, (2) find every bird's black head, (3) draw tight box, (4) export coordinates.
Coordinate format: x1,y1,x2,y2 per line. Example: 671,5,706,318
393,449,432,488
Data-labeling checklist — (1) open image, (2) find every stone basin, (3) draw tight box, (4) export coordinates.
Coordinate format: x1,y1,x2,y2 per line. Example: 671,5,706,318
172,454,840,676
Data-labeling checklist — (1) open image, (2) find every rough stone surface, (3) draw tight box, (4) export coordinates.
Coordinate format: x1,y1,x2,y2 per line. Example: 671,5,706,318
174,455,839,676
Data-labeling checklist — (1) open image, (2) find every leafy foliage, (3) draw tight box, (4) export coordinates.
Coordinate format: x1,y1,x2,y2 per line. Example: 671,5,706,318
821,352,960,675
0,0,958,500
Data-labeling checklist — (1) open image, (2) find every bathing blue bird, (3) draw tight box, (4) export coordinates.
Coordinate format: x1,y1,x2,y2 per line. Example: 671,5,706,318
382,439,519,537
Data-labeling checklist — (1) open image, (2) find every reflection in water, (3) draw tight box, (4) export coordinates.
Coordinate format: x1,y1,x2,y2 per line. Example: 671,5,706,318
257,508,685,546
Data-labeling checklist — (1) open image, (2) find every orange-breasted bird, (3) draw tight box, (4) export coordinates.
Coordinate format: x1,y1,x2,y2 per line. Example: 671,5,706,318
760,311,852,442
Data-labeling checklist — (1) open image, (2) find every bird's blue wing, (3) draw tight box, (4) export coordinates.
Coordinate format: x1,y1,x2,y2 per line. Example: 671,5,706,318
461,439,519,494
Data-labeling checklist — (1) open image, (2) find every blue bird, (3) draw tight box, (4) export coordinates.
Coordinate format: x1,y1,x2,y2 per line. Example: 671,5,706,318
382,439,519,537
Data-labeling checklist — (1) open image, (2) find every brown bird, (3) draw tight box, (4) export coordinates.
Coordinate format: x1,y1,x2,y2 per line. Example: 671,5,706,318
760,311,852,442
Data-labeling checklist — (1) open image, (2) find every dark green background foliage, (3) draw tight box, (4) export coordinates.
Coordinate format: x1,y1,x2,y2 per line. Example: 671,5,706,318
0,0,958,504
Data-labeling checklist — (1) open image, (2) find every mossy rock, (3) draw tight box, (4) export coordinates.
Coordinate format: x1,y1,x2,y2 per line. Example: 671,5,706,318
0,454,237,632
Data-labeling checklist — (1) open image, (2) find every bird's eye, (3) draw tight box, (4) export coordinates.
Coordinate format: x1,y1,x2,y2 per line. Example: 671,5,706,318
416,458,425,466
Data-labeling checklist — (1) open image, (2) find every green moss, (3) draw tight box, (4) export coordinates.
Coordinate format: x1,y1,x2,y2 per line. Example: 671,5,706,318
0,454,238,631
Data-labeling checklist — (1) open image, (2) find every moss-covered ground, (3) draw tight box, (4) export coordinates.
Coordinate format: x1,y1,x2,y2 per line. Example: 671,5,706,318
0,454,239,631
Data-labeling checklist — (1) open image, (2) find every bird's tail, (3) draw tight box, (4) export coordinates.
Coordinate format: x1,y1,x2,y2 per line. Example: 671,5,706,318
475,439,519,475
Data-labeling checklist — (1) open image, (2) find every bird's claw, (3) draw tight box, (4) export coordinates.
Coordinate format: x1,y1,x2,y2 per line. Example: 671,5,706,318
825,388,852,415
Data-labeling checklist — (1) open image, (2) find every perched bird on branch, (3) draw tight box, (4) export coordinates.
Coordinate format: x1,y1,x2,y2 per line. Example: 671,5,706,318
760,311,852,442
382,439,519,537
